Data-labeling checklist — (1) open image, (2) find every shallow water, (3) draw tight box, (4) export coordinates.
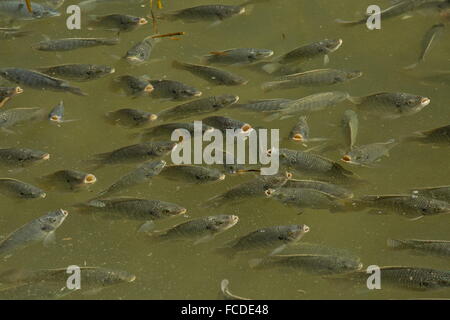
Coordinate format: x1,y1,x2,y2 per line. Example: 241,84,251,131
0,0,449,299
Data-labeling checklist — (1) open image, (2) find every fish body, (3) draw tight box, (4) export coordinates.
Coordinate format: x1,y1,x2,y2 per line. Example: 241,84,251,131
0,178,46,199
203,48,274,65
203,116,252,134
0,148,49,167
37,64,115,81
411,185,450,201
404,124,450,145
137,122,214,141
284,179,354,199
341,139,398,166
161,165,225,184
0,107,42,129
148,79,202,100
115,75,154,96
33,38,119,52
160,5,246,23
341,110,358,150
89,14,148,31
0,1,60,20
0,68,85,96
172,60,248,86
387,239,450,256
106,108,157,127
234,99,293,112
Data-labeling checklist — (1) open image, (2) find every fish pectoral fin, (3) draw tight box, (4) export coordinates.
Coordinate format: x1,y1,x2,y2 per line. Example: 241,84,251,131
323,55,330,65
269,244,287,256
43,231,56,247
193,234,214,245
137,221,155,233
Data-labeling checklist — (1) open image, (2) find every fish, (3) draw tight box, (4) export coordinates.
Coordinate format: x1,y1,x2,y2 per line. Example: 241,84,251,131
336,0,444,26
0,68,85,96
160,165,225,184
403,124,450,145
124,37,157,64
90,142,177,166
0,267,136,294
76,197,186,221
0,29,30,40
114,75,154,97
253,253,363,275
262,39,343,74
348,92,430,119
0,1,60,20
387,239,450,257
151,215,239,244
0,107,42,130
202,116,253,135
157,94,239,121
284,179,354,199
267,92,350,120
203,48,274,65
262,69,362,91
0,178,46,199
106,108,158,128
0,148,50,167
341,110,358,150
219,224,310,256
358,194,450,218
233,98,293,112
148,79,202,100
275,148,355,180
405,23,445,69
32,38,119,52
0,86,23,108
0,209,68,257
89,14,148,32
220,279,251,300
205,171,292,206
288,116,327,143
36,64,115,81
340,266,450,290
136,122,214,141
159,4,246,24
48,101,65,123
79,0,143,11
341,139,398,167
98,160,166,197
411,185,450,202
41,170,96,191
265,187,346,212
172,60,248,86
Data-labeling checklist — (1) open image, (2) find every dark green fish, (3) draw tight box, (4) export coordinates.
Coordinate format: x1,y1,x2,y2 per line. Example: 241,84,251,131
262,69,362,91
0,68,85,96
160,165,225,184
341,109,358,150
77,197,186,221
0,178,46,199
48,101,64,123
276,148,355,180
341,139,398,167
233,99,293,112
0,86,23,108
284,179,354,199
411,185,450,202
90,142,177,166
254,253,363,275
160,4,246,23
0,107,42,129
33,37,119,51
172,60,248,86
148,79,202,100
137,122,214,141
405,23,445,69
288,116,327,143
157,94,239,121
342,266,450,290
0,209,68,257
387,239,450,257
106,108,157,128
262,39,343,74
0,1,60,20
203,48,274,65
36,64,115,81
266,187,345,212
220,224,310,256
403,124,450,145
98,160,166,196
41,170,97,191
203,116,252,134
124,37,156,64
206,171,292,206
114,75,154,96
359,194,450,218
152,214,239,244
0,148,50,167
89,14,148,31
348,92,430,119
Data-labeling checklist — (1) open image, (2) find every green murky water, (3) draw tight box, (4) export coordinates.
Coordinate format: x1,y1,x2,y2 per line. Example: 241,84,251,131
0,0,449,299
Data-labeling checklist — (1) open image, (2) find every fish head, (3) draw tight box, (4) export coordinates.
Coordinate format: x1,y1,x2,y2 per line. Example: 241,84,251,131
216,94,239,108
399,95,430,114
346,70,363,80
195,167,226,182
206,215,239,232
143,160,167,174
341,150,368,166
153,142,178,155
90,65,115,78
83,173,97,185
157,202,187,218
97,269,137,285
39,209,68,231
20,149,50,163
285,224,310,242
323,39,343,52
21,184,46,199
179,87,202,99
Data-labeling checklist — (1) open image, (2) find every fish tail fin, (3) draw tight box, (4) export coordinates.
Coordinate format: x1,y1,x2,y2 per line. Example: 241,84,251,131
347,96,363,104
261,62,281,74
65,85,87,96
261,80,286,92
335,18,364,26
263,112,282,122
386,239,406,249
